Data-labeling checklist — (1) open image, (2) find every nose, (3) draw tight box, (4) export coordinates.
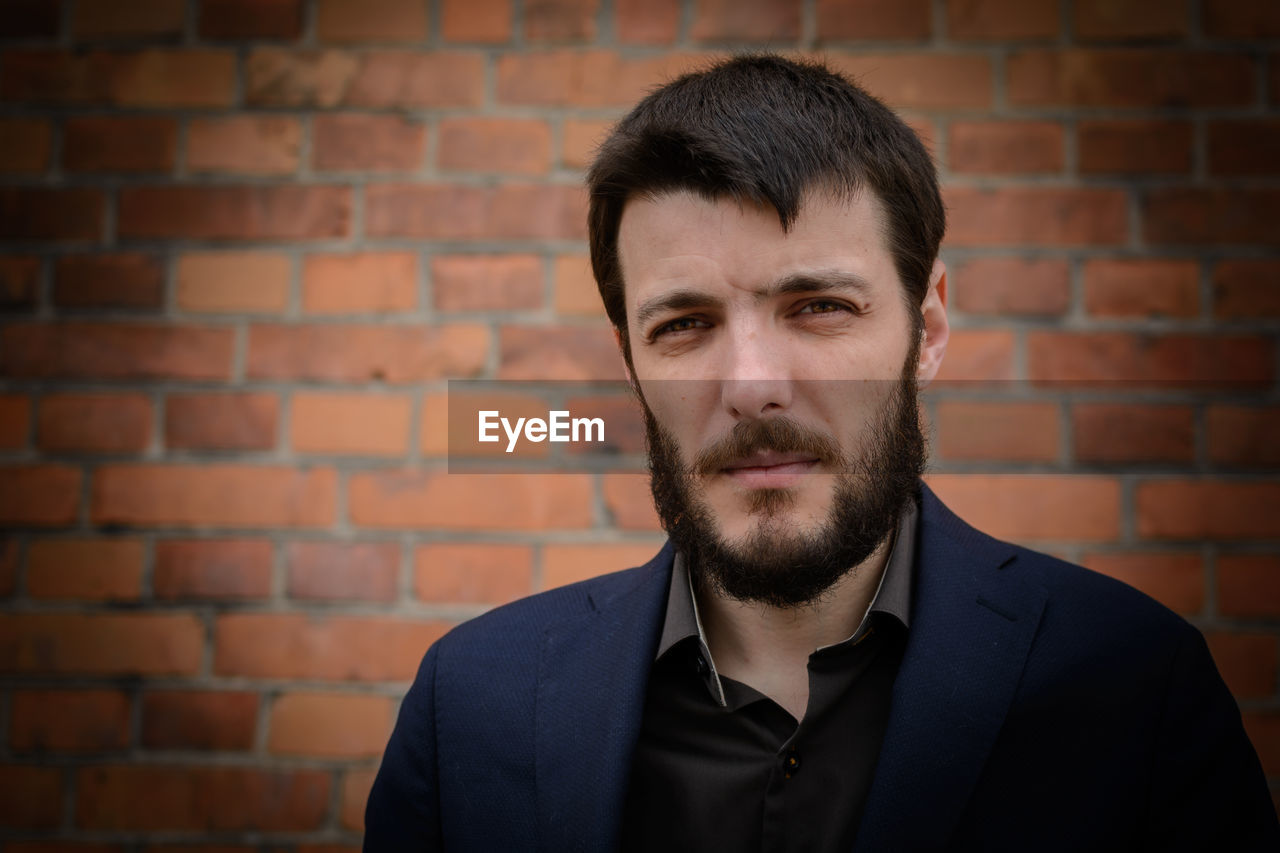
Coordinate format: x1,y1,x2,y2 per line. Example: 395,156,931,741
719,329,792,420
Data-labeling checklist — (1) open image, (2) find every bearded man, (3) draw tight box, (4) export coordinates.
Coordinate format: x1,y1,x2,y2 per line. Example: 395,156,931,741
365,54,1277,852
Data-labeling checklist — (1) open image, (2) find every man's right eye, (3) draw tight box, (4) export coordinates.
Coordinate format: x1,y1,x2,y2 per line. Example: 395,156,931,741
652,317,709,338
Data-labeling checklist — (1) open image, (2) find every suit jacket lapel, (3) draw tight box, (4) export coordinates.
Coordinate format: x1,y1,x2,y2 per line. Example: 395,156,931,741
854,487,1048,852
534,543,674,853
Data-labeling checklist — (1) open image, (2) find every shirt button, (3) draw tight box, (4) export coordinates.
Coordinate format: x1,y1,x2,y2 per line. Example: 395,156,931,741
784,750,800,779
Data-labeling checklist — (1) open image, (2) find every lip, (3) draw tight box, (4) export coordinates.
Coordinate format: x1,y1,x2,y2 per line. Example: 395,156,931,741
721,452,819,489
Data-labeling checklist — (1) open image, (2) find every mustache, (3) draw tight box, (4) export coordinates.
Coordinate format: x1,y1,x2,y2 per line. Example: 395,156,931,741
692,417,842,477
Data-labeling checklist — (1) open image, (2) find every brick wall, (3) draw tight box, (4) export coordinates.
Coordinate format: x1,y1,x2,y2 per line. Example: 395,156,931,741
0,0,1278,844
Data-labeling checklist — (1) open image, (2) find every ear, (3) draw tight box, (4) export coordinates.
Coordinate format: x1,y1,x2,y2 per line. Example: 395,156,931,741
915,259,949,386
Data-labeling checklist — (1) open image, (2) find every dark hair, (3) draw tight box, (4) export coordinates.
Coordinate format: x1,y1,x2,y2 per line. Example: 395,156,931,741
587,53,945,355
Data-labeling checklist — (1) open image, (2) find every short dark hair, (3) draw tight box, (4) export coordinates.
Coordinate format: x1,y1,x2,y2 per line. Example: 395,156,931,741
587,53,945,355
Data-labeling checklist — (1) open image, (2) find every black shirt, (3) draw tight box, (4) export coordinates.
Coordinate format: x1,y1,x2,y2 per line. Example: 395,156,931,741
620,498,917,852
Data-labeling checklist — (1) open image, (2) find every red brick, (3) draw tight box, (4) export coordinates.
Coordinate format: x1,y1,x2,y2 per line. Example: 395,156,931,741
269,692,391,757
413,543,533,605
341,767,377,831
1073,0,1189,40
200,0,304,38
925,475,1122,542
0,394,30,449
432,255,543,312
1072,404,1194,464
691,0,800,40
1,323,234,381
0,465,81,526
187,116,301,176
287,542,398,602
1082,259,1200,318
0,255,39,311
1208,120,1280,176
1078,119,1193,174
348,471,593,530
495,50,711,108
176,252,291,314
816,0,930,39
1028,333,1272,387
55,254,164,312
312,114,424,172
247,323,488,382
949,121,1063,174
602,474,661,530
92,465,336,529
1208,406,1280,467
11,689,131,753
344,52,485,108
498,325,623,381
0,117,50,173
1137,481,1280,540
0,766,62,829
0,612,203,675
562,118,612,170
825,53,992,109
74,0,184,38
316,0,427,42
141,690,258,751
1204,0,1280,37
438,117,552,176
952,258,1070,316
616,0,678,42
302,252,418,314
76,765,329,831
0,1,60,38
214,613,450,680
153,539,273,599
166,393,278,451
365,183,587,240
554,253,605,317
64,116,177,173
118,186,350,241
442,0,512,42
1081,552,1203,615
935,401,1060,462
1206,632,1276,699
8,844,126,853
0,188,104,241
245,49,360,106
1008,50,1254,107
525,0,598,40
944,187,1128,247
0,537,14,597
1,50,236,108
421,389,554,459
38,393,152,454
932,330,1015,383
1218,555,1280,619
291,392,411,457
1214,259,1280,318
948,0,1058,39
26,538,144,601
543,543,663,589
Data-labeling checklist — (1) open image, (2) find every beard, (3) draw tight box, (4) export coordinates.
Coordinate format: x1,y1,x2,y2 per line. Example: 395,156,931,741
640,355,926,609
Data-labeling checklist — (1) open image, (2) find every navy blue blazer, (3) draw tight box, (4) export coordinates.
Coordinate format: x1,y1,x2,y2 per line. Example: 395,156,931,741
365,486,1278,851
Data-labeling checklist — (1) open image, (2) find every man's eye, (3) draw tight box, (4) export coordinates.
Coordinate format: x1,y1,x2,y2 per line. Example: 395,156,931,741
653,317,708,336
797,300,851,315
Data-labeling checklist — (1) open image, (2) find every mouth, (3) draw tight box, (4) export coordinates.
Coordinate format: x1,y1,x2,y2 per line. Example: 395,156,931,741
720,451,820,489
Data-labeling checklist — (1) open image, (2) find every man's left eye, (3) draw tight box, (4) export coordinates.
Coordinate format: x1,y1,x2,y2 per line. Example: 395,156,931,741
797,300,850,315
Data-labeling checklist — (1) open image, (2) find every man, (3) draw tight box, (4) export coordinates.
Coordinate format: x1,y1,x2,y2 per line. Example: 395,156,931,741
365,55,1277,851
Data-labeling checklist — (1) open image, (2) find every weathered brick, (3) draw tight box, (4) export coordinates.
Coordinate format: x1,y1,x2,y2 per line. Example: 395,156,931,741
616,0,678,42
200,0,304,39
166,393,278,451
951,258,1070,316
498,325,623,380
562,118,612,170
343,51,485,108
74,0,184,38
935,401,1060,462
438,117,552,175
0,188,104,241
825,53,992,109
1082,259,1200,318
948,0,1058,39
0,394,30,449
1137,481,1280,540
38,392,152,453
11,689,131,753
442,0,512,42
76,765,329,831
291,392,412,457
1,50,236,108
0,1,60,39
302,252,418,314
949,121,1063,174
118,186,350,241
1078,119,1193,174
496,50,710,108
0,255,39,312
0,766,62,829
244,48,360,107
1208,120,1280,176
93,465,336,529
365,183,587,240
341,767,377,831
816,0,930,39
0,465,81,525
26,538,145,601
690,0,800,41
1218,555,1280,619
932,330,1015,382
554,253,605,317
1,323,234,381
176,252,291,314
316,0,427,42
153,539,274,599
0,117,51,173
214,613,450,680
543,543,663,589
1203,0,1280,37
433,255,543,312
247,323,488,382
268,692,391,757
312,114,424,172
348,471,593,530
925,474,1121,541
141,690,258,751
0,612,203,675
187,116,301,176
1206,632,1276,699
602,474,661,530
1007,49,1254,107
1072,404,1195,464
1208,406,1280,467
1213,259,1280,318
1028,333,1272,387
55,254,164,312
413,543,533,605
944,187,1128,246
64,116,177,173
1081,552,1203,615
0,537,15,596
526,0,599,40
1073,0,1189,40
287,542,398,602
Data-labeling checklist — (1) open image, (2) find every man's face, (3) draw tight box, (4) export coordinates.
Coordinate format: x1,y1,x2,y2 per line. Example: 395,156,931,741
617,189,946,607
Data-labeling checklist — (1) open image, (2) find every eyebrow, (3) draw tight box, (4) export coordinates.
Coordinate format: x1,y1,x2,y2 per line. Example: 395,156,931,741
633,269,875,330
